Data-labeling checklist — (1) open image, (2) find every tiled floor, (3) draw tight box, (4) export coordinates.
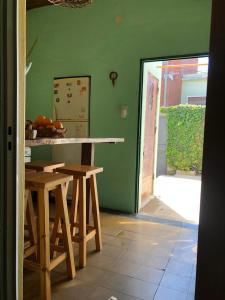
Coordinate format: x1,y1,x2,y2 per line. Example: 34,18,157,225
23,212,197,300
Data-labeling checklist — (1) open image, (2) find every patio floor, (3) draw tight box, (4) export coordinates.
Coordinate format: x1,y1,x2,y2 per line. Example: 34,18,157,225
24,212,197,300
140,175,201,224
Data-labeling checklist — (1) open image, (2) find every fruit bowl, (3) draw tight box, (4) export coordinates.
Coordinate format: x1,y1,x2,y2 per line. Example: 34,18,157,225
25,116,66,139
25,129,37,140
37,127,67,138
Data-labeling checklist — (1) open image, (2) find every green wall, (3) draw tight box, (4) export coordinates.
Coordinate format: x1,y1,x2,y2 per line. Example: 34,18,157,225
26,0,212,213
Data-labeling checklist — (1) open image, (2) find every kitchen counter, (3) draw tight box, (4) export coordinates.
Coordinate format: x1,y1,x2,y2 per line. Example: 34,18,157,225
25,137,124,147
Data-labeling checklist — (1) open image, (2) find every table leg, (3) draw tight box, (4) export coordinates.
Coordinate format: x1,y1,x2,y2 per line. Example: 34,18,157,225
81,143,95,224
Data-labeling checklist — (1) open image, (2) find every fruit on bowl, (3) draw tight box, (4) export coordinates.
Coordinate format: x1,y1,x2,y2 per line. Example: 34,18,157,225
25,115,66,138
25,120,37,139
53,121,63,129
46,124,55,129
35,115,47,126
44,118,53,126
25,120,33,130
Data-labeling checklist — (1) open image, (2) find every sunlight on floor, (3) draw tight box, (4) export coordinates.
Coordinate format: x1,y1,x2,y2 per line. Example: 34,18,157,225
154,175,201,223
118,221,154,225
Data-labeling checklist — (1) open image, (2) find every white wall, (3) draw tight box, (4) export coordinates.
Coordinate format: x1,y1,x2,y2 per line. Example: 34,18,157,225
181,78,208,103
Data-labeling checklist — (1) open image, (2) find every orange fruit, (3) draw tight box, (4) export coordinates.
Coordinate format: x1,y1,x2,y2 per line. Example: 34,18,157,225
44,118,53,126
32,122,38,129
35,115,47,125
53,121,64,129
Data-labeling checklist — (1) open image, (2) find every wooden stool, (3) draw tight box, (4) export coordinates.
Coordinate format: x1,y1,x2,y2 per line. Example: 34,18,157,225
24,169,37,259
25,172,76,300
25,160,65,172
54,164,103,268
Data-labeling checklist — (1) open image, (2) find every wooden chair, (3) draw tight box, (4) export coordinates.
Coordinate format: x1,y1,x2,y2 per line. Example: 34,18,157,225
24,172,76,300
25,160,65,172
54,164,103,268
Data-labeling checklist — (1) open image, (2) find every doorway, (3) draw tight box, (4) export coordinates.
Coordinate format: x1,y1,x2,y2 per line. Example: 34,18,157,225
138,55,208,226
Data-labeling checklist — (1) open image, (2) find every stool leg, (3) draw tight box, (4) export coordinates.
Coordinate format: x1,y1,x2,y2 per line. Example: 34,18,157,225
50,204,61,259
79,177,86,268
57,184,76,279
26,190,37,258
24,189,29,216
70,178,79,238
90,174,102,251
86,178,92,225
37,188,51,300
50,182,68,258
24,189,37,259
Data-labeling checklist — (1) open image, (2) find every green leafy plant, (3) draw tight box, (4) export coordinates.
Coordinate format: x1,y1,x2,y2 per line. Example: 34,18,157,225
161,104,206,172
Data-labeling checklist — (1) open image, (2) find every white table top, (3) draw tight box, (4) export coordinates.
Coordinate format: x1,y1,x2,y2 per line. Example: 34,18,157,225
25,137,125,147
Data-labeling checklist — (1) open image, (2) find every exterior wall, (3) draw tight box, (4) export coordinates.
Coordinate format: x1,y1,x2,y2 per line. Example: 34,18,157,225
161,73,182,107
181,78,208,104
160,58,198,107
27,0,212,213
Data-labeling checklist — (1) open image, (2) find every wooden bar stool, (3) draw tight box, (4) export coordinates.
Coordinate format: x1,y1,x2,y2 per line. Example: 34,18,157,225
54,164,103,268
24,169,37,259
25,160,65,172
25,172,76,300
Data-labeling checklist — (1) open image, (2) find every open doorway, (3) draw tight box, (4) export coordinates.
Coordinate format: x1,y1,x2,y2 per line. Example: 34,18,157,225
138,55,208,226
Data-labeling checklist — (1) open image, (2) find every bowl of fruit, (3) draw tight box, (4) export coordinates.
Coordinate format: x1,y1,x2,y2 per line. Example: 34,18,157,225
25,115,67,139
25,120,37,139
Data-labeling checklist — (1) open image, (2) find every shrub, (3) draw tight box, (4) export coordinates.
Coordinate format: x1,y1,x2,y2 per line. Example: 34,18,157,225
160,104,206,172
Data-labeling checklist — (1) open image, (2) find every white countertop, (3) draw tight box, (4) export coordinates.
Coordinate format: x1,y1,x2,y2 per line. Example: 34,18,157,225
25,137,125,147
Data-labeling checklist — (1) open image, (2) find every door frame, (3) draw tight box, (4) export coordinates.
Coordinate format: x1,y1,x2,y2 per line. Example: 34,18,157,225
0,1,26,299
140,71,159,208
135,53,209,213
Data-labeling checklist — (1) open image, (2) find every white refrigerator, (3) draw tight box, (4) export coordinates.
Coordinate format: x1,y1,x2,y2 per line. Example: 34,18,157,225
52,76,90,196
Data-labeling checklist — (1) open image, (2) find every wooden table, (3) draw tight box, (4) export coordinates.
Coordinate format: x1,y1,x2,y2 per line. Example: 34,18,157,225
25,137,125,221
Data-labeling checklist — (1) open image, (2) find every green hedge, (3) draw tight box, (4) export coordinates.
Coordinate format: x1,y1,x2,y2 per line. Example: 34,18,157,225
160,105,206,172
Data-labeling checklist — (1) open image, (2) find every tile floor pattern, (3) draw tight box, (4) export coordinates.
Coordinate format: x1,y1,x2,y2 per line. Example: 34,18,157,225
23,212,197,300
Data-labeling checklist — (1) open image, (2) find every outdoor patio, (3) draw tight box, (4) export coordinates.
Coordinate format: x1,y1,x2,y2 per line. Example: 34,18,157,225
140,175,201,224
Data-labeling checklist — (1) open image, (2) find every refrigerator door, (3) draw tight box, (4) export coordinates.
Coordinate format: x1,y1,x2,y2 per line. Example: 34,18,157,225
64,121,89,138
52,121,89,198
52,121,89,164
53,77,90,121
